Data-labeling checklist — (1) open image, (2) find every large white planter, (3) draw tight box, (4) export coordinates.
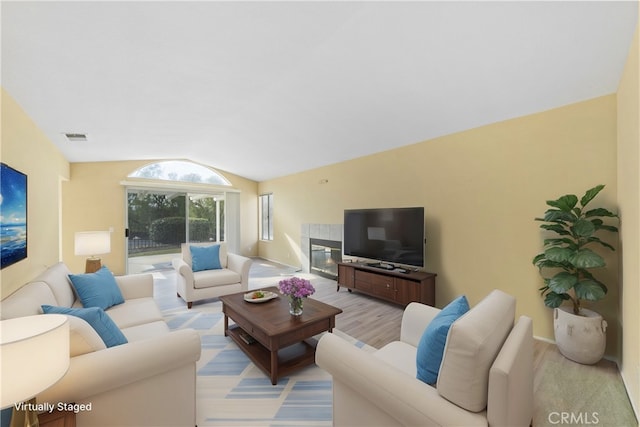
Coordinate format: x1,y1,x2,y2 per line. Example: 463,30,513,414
554,306,607,365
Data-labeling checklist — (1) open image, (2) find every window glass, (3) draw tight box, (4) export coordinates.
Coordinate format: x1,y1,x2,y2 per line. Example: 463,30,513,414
259,193,273,241
129,160,231,186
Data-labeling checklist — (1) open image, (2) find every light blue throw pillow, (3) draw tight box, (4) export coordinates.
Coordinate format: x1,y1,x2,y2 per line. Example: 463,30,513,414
190,244,222,272
416,295,470,385
41,305,128,348
68,266,125,310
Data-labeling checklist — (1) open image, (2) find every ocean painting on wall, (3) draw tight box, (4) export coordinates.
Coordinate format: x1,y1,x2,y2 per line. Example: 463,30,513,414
1,163,27,268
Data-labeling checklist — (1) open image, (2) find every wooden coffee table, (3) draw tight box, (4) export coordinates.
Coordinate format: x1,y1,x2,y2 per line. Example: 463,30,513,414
219,286,342,385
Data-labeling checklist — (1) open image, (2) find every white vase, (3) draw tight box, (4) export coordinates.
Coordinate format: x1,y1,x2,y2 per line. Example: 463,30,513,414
554,306,607,365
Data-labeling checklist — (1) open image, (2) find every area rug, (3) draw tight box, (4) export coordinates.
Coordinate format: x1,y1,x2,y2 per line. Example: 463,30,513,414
533,354,638,427
152,270,374,427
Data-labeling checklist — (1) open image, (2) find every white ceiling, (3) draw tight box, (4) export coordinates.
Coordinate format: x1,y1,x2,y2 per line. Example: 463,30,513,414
2,1,638,182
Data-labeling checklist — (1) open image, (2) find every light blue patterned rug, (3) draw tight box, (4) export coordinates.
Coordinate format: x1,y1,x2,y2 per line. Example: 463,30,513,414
152,269,374,427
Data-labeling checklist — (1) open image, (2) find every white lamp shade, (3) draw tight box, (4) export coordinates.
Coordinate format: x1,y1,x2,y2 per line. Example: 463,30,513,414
75,231,111,256
0,314,70,408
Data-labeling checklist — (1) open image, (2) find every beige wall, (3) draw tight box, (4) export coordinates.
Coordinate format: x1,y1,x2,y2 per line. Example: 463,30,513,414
0,88,70,297
617,14,640,417
259,95,620,357
62,161,259,275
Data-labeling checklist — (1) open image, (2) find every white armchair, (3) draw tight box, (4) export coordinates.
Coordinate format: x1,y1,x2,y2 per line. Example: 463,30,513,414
172,242,252,308
316,290,534,427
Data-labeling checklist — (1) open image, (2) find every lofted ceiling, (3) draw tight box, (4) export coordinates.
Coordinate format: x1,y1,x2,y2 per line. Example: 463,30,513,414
2,1,638,182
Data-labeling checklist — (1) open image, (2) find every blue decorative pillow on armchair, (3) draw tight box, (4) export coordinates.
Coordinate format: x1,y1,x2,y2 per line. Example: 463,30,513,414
190,244,222,272
416,295,470,385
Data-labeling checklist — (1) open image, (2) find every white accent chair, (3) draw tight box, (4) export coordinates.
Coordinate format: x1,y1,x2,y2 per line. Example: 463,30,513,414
316,289,534,427
172,242,252,309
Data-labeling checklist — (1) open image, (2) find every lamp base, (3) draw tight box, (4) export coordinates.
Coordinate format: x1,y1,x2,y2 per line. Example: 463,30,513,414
85,258,102,274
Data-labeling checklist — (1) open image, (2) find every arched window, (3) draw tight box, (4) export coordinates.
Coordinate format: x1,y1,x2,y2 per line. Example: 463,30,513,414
128,160,231,186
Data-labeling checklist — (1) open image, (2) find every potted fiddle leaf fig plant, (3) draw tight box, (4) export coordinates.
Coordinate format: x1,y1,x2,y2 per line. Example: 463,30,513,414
533,184,618,364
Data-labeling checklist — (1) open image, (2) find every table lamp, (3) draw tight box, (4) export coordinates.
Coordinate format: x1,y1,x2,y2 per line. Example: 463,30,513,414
75,231,111,273
1,314,70,427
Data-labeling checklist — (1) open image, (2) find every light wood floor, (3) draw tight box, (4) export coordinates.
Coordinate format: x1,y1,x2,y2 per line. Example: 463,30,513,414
248,259,638,427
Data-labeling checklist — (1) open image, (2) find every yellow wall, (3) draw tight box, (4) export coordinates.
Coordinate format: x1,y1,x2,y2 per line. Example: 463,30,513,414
62,161,259,275
617,14,640,417
259,95,620,356
0,88,70,297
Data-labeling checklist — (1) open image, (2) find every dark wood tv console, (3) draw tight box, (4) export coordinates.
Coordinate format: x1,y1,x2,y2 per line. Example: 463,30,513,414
337,262,436,307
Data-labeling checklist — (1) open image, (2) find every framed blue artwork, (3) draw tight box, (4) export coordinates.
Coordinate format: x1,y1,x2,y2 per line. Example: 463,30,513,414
1,163,27,268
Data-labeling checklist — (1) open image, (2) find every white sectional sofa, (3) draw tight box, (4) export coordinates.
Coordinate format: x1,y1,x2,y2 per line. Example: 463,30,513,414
172,242,252,309
316,289,534,427
1,262,201,427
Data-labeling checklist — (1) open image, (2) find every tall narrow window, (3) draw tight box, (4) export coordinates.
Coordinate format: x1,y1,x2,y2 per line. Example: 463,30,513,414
259,193,273,241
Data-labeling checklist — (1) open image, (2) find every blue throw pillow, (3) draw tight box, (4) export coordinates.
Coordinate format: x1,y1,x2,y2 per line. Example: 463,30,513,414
68,266,125,310
416,295,470,385
190,244,222,272
41,305,128,348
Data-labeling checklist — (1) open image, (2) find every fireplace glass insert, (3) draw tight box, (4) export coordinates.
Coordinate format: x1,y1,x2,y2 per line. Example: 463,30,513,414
310,239,342,279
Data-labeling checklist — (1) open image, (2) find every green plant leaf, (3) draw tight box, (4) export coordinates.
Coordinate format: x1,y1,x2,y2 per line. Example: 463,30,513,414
544,291,570,308
543,209,576,223
547,195,578,212
578,269,594,280
572,219,596,237
596,224,619,233
535,258,569,270
548,272,578,293
532,253,546,265
569,248,605,268
539,223,571,235
598,280,608,294
586,236,616,251
584,208,617,218
545,247,573,263
580,185,605,207
543,238,577,249
574,279,607,301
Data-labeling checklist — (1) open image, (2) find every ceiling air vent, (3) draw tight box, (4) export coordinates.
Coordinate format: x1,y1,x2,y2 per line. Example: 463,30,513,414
64,133,88,142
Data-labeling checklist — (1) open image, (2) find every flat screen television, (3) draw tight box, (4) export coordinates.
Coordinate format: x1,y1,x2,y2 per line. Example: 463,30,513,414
343,207,425,268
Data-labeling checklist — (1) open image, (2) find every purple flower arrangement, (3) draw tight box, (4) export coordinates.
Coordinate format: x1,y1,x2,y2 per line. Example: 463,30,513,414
278,276,315,298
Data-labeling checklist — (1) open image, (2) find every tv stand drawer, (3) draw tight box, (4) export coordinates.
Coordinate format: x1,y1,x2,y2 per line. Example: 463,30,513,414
355,271,396,300
355,270,393,287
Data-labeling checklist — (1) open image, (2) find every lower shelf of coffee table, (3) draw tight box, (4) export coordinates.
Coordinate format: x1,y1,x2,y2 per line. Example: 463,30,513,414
227,325,317,384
